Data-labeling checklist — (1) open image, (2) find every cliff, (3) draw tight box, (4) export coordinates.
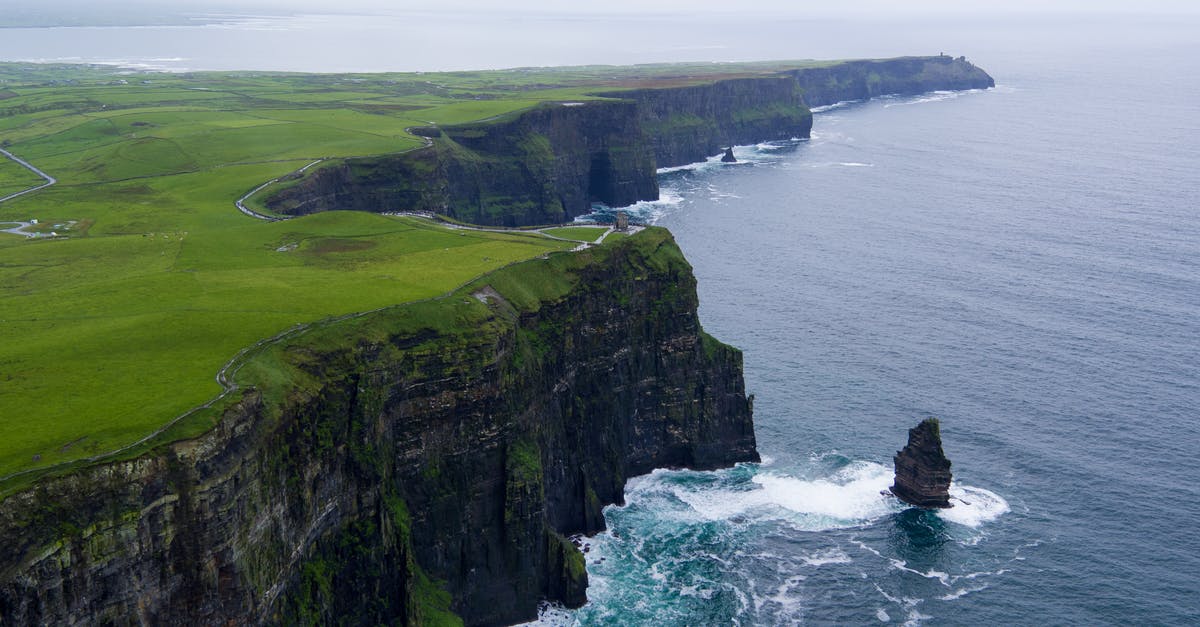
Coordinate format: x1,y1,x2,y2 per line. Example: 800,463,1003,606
788,55,995,108
266,101,659,227
602,76,812,168
0,228,758,625
264,56,993,226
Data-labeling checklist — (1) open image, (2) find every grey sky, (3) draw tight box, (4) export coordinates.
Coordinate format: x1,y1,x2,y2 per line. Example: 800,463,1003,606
232,0,1198,16
19,0,1200,17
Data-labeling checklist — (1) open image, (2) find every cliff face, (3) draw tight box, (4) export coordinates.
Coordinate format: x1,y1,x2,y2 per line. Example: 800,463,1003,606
603,76,813,169
266,101,659,227
0,229,757,626
789,56,995,108
264,56,993,226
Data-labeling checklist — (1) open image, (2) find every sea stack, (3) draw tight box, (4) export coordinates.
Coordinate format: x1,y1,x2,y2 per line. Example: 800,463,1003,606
890,418,953,508
721,147,737,162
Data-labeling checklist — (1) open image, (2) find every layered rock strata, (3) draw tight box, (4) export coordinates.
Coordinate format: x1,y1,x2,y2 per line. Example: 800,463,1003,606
890,418,953,509
265,56,993,226
0,229,757,626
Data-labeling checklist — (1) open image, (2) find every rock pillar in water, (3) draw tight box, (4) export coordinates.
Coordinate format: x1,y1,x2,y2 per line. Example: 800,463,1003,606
721,147,737,162
890,418,953,508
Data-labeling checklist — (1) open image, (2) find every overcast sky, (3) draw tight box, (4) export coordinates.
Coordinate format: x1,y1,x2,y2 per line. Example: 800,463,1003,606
230,0,1198,16
19,0,1200,17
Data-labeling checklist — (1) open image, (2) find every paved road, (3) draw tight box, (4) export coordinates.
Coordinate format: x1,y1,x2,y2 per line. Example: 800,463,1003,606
0,147,57,205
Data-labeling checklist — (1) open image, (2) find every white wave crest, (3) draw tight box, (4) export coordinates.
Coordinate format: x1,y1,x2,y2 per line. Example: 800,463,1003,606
937,485,1009,528
515,601,577,626
882,89,984,108
660,462,898,530
810,100,861,113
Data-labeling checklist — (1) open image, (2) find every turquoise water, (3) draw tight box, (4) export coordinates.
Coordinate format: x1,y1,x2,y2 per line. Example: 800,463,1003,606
560,31,1200,627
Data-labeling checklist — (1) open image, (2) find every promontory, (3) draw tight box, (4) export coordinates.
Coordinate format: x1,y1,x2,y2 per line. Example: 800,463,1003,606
0,55,993,625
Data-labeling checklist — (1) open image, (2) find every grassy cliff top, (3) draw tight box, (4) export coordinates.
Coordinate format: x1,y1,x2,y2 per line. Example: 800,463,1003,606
0,56,897,486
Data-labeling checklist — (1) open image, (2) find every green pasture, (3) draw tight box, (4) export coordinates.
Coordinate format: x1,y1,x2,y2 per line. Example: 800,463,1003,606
542,226,609,242
0,211,571,477
0,58,825,483
0,156,44,199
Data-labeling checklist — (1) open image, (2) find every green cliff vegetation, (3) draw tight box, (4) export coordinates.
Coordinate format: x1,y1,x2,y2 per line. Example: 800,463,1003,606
0,60,817,484
0,55,990,489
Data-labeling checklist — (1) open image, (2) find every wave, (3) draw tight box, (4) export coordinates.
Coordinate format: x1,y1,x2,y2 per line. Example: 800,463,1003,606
937,485,1010,528
810,100,861,113
581,187,684,225
882,89,985,108
633,461,899,531
807,161,874,168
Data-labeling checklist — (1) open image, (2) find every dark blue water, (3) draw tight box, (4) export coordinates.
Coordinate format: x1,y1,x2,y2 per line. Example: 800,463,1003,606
540,28,1200,627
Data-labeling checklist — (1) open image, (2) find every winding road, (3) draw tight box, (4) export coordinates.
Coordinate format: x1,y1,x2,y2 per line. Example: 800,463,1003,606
0,145,57,236
0,131,634,485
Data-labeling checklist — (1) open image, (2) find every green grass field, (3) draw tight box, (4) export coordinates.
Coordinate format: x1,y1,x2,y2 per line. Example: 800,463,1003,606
0,59,825,484
542,226,609,242
0,156,45,200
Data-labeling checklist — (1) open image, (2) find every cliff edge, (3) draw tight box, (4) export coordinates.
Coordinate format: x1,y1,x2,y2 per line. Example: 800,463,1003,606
0,228,757,625
264,55,993,226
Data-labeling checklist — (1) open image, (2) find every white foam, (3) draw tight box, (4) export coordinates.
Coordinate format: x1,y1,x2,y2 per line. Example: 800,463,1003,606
807,162,874,168
583,187,683,225
938,583,989,601
936,485,1009,528
800,548,852,567
882,89,984,108
664,462,898,529
753,463,895,520
887,559,951,586
811,100,861,113
514,601,577,626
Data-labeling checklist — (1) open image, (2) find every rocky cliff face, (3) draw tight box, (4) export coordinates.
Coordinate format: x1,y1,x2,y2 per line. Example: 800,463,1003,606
788,55,995,108
890,418,953,509
266,100,659,227
0,229,757,626
603,76,813,168
264,56,993,226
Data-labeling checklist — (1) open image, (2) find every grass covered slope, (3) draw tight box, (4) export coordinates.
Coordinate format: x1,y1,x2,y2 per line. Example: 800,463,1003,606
0,61,814,481
0,56,988,483
0,211,570,478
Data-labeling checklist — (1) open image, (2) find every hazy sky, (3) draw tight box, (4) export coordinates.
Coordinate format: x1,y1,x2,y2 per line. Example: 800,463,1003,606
234,0,1198,16
16,0,1200,18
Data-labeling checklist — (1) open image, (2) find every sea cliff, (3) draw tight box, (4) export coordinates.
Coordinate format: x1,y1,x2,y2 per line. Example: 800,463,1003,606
0,229,758,625
787,55,995,107
265,56,993,226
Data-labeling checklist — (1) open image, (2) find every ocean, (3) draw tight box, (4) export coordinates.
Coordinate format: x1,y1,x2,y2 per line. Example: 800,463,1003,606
567,21,1200,626
3,9,1197,625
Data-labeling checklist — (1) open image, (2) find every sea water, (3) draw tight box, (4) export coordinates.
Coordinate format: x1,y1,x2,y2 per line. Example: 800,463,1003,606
566,24,1200,627
3,9,1197,625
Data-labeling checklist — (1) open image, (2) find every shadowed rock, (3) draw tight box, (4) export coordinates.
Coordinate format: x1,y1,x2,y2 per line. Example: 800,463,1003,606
721,147,737,162
890,418,953,508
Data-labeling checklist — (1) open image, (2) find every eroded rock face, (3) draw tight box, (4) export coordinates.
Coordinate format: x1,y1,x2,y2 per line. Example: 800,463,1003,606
0,229,757,626
721,148,737,163
890,418,953,509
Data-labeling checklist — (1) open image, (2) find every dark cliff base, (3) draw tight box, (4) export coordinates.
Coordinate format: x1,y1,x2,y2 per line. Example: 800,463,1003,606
0,229,757,626
265,56,993,226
